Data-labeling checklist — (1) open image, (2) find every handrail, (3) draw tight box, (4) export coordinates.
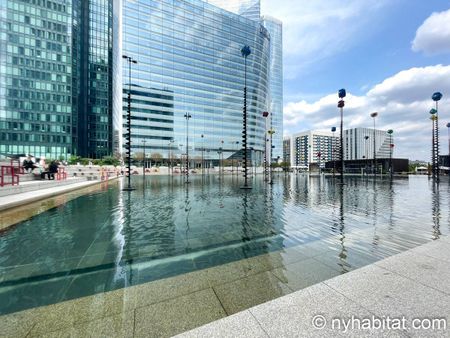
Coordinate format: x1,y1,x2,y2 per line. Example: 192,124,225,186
1,165,20,187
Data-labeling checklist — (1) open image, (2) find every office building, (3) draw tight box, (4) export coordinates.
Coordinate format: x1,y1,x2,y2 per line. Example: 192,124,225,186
344,127,393,160
1,0,280,162
72,0,114,158
261,16,283,160
0,0,74,159
285,131,339,169
206,1,284,162
205,0,261,21
0,0,114,159
120,0,271,162
285,128,395,171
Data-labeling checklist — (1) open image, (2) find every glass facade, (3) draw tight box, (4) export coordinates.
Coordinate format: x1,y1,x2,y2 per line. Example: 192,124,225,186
121,0,271,162
261,16,283,161
72,0,113,158
0,0,74,159
0,0,113,160
205,0,261,21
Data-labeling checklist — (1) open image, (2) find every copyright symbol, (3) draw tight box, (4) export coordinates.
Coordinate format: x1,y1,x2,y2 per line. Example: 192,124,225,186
312,315,327,330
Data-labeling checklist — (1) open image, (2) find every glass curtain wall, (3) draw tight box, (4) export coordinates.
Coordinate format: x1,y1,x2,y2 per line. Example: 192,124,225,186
72,0,113,158
261,16,283,161
121,0,270,165
205,0,261,21
0,0,74,159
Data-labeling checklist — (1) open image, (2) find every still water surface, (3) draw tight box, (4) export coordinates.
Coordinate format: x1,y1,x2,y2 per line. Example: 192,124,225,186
0,174,449,315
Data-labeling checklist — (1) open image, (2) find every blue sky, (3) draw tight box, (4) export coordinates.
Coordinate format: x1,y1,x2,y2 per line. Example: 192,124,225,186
261,0,450,160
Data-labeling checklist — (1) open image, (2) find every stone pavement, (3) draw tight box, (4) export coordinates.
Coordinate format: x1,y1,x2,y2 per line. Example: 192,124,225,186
177,236,450,338
1,237,448,337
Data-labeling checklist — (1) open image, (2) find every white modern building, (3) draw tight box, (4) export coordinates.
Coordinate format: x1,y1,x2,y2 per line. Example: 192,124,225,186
344,128,393,160
284,131,339,169
284,128,394,170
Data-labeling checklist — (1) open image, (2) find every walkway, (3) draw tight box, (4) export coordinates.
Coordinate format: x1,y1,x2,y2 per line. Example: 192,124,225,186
178,236,450,337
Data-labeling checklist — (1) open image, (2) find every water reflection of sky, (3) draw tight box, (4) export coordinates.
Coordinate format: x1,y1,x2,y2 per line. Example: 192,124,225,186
0,174,448,315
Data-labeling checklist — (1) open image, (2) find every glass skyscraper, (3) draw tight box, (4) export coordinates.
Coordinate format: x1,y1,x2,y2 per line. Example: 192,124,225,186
0,0,74,159
1,0,281,163
261,16,283,160
203,1,284,161
120,0,271,162
72,0,114,158
0,0,113,160
205,0,261,21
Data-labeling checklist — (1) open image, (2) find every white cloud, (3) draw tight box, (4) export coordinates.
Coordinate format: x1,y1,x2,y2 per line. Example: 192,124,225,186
412,9,450,55
261,0,389,80
283,65,450,160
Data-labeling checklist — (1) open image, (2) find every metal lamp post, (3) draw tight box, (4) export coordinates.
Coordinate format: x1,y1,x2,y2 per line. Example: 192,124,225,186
268,128,275,184
122,55,137,191
169,139,174,176
387,130,393,178
234,141,239,175
184,113,192,184
263,111,269,181
447,122,450,178
317,152,321,175
201,134,204,176
241,45,251,189
217,148,222,177
432,92,443,182
331,126,336,177
430,110,437,181
338,89,346,184
370,112,378,176
142,139,146,181
364,135,369,176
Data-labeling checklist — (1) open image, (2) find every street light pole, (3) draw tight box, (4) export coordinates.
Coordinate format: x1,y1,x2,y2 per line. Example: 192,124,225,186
241,45,251,189
331,126,336,177
387,130,393,179
432,92,443,183
364,135,369,176
184,113,192,184
122,55,137,191
201,134,204,176
263,111,269,181
447,122,450,179
338,89,346,184
142,139,146,182
169,139,174,176
268,129,275,185
370,112,378,176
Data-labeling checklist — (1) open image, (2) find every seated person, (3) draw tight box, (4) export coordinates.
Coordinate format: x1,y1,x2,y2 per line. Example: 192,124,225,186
40,161,59,180
22,156,38,173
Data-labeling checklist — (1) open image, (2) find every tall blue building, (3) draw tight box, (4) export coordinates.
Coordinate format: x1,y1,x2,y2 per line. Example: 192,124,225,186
0,0,74,159
0,0,113,160
72,0,114,158
0,0,281,163
119,0,271,163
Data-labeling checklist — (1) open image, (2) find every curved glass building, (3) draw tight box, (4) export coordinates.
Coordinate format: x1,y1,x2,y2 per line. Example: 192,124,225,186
120,0,271,164
261,16,283,161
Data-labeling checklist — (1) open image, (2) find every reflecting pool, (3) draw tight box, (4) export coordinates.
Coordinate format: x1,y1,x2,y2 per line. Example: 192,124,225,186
0,174,449,316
